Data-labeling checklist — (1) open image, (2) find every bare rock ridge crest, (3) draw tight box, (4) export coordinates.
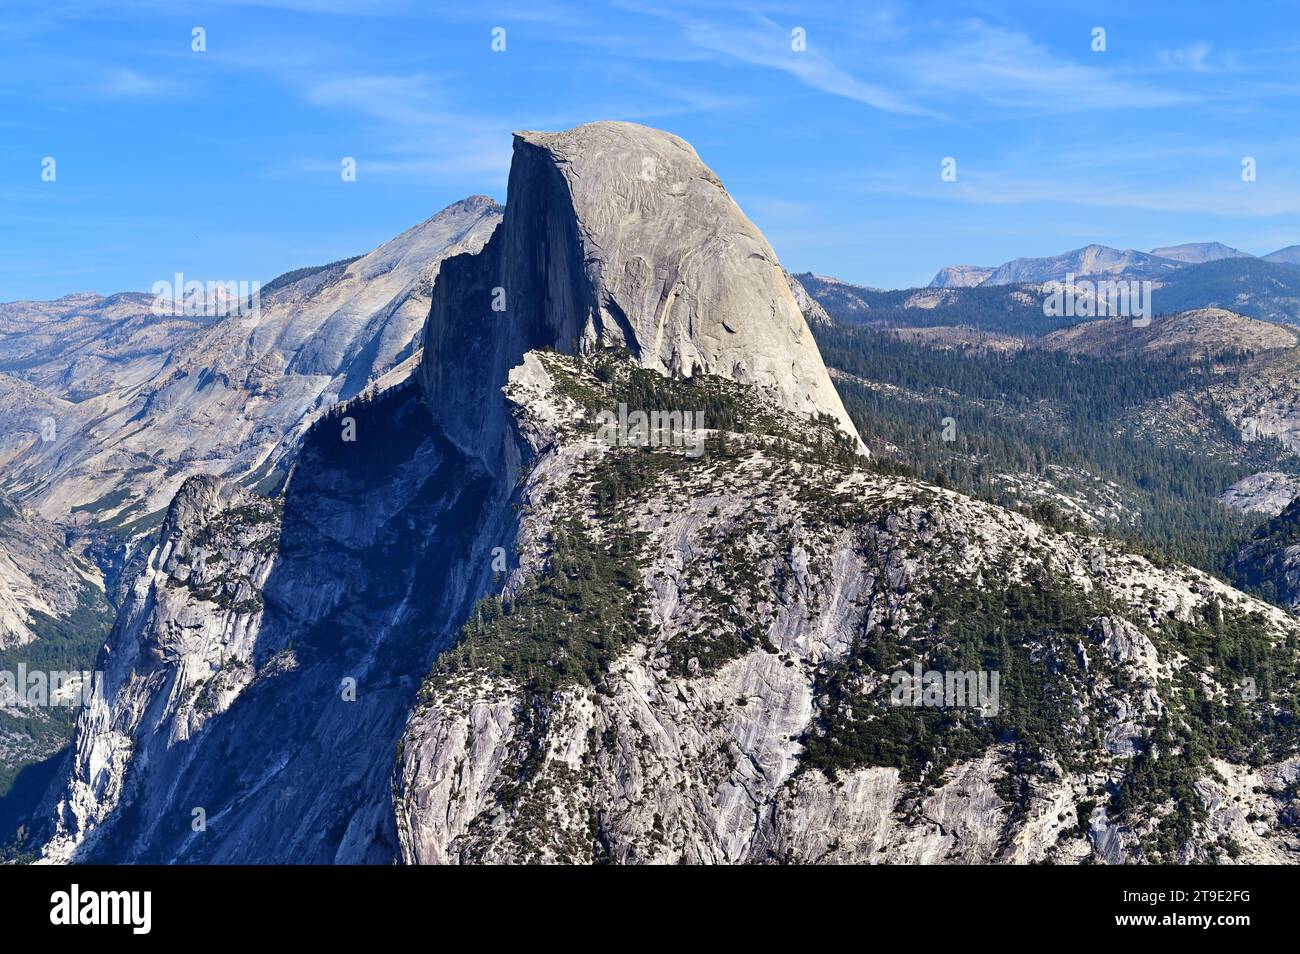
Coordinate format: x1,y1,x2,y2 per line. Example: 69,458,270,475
418,120,865,465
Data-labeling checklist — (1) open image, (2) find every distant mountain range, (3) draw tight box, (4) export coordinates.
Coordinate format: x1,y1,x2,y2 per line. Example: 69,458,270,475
929,265,994,288
1149,257,1300,324
1149,242,1248,264
1263,245,1300,265
802,243,1300,331
929,241,1298,288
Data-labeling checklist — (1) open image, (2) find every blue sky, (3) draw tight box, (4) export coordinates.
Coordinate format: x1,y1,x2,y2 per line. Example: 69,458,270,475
4,0,1300,300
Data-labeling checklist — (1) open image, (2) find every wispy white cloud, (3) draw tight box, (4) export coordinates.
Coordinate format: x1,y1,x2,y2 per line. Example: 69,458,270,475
94,68,178,98
859,169,1300,218
899,20,1193,112
679,12,941,118
1156,42,1214,72
291,71,515,180
610,6,1197,118
1152,42,1247,75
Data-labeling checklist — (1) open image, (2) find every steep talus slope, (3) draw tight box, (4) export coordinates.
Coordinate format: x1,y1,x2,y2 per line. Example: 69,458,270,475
394,351,1300,864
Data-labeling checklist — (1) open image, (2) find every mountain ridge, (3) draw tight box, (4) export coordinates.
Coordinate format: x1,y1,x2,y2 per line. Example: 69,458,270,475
1149,242,1250,264
23,122,1300,866
1,196,503,540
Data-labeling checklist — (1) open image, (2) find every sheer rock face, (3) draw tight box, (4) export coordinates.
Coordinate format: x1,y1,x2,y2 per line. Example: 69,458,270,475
41,387,511,864
40,475,278,863
418,121,864,469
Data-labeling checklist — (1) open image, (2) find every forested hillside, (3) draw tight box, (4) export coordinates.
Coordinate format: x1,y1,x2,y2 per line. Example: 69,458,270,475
814,323,1299,576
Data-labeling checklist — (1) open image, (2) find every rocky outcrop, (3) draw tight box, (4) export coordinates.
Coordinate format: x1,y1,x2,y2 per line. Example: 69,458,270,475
418,121,863,469
1219,472,1300,516
1210,346,1300,455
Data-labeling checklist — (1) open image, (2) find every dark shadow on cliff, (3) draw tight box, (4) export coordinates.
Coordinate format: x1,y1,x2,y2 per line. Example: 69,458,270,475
81,378,513,863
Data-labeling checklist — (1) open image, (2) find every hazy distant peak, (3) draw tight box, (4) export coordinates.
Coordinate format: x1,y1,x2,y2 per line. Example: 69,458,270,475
1263,244,1300,265
980,244,1183,285
929,265,994,288
1149,242,1250,264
